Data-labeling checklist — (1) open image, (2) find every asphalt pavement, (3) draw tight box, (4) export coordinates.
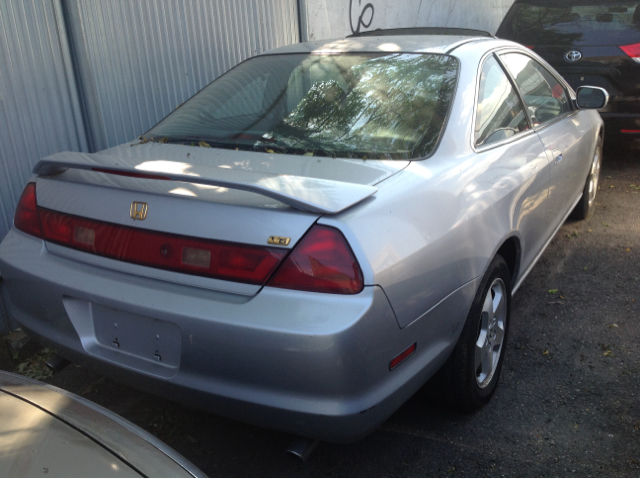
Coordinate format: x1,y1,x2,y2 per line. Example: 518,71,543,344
3,146,640,477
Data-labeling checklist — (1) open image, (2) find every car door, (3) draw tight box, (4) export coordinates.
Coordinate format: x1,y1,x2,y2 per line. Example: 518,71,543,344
473,54,552,273
499,52,591,223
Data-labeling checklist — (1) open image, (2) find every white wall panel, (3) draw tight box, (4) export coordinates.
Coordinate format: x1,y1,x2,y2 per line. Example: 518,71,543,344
0,0,87,240
302,0,514,41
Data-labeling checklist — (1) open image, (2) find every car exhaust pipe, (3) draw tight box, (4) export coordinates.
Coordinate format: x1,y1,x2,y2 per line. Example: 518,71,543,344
285,437,320,462
45,354,70,373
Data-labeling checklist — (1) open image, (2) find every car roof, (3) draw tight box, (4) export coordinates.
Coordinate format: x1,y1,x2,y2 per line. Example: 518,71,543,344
259,34,496,56
347,27,495,38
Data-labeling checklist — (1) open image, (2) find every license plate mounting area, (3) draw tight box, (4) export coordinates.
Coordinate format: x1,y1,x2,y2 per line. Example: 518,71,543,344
63,297,181,378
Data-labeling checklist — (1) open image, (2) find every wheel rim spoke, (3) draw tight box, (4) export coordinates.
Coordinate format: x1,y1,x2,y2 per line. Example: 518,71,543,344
482,291,493,317
589,148,601,206
481,343,493,379
494,321,504,345
475,311,489,369
476,340,491,382
492,286,504,316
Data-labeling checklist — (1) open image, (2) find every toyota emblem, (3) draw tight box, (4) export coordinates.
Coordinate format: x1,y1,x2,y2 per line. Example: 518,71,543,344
565,50,582,62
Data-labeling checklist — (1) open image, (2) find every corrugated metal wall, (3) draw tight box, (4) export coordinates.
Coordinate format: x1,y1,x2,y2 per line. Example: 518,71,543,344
65,0,300,151
0,0,299,241
0,0,88,241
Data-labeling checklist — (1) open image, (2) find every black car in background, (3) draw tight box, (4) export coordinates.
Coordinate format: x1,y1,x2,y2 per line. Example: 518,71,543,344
497,0,640,146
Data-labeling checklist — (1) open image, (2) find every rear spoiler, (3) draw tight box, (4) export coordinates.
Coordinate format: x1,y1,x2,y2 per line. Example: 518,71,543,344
33,152,378,215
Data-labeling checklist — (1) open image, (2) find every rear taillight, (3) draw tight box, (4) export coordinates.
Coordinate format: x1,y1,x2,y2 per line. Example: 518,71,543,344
14,183,43,238
267,225,364,295
37,209,287,285
620,43,640,63
14,186,364,292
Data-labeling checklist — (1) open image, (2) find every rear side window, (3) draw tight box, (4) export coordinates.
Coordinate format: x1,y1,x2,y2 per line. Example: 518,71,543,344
498,2,640,46
500,53,571,126
475,56,530,147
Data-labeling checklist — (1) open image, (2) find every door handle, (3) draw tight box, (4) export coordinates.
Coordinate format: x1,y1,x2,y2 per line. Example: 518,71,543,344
553,149,563,165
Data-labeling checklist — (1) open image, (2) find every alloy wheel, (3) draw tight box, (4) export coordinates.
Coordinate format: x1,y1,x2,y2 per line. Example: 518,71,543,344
475,278,507,389
588,146,601,208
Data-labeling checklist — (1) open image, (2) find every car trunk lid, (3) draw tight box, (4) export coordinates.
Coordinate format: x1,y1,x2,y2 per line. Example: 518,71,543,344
33,144,407,295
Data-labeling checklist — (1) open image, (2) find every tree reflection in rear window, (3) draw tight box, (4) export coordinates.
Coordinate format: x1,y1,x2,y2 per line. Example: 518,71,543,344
145,53,459,160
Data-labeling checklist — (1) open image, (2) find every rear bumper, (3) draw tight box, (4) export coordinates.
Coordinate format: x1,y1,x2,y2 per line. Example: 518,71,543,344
600,113,640,141
0,229,474,442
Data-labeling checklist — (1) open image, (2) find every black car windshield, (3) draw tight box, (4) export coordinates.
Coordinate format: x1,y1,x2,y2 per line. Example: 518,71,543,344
500,1,640,45
144,53,459,160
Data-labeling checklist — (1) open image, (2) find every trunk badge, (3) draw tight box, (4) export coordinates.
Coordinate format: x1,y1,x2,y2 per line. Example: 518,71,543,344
130,202,148,220
268,236,291,246
565,50,582,62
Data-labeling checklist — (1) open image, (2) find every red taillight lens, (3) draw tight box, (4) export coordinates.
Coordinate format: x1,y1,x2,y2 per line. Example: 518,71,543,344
38,209,287,285
268,225,364,294
620,42,640,61
14,183,43,238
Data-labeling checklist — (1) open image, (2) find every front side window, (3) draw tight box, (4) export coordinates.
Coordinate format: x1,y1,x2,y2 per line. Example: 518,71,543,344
475,55,530,147
500,53,571,126
145,53,459,160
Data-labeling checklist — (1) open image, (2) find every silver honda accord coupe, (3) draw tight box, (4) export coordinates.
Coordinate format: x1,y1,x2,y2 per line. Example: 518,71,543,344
0,32,607,442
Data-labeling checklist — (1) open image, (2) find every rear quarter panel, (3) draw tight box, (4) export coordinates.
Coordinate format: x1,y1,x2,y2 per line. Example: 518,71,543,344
326,41,558,331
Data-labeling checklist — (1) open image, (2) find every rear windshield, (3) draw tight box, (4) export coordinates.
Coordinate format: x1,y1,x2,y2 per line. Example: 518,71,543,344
498,1,640,45
144,53,459,160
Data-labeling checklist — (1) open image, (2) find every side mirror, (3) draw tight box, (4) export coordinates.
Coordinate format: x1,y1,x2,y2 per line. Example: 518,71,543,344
576,86,609,110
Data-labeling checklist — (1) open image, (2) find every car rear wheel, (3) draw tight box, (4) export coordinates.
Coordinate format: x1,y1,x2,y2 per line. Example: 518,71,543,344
449,254,511,412
571,138,602,220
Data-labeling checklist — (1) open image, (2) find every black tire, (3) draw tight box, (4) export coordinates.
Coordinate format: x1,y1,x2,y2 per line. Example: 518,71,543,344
449,254,511,413
570,138,602,221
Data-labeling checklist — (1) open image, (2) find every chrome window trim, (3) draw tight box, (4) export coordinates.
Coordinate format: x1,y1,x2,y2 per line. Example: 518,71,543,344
494,47,579,135
471,50,535,154
494,47,577,100
445,37,493,54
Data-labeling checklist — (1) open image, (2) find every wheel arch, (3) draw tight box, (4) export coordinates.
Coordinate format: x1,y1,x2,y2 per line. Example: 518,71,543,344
495,235,521,285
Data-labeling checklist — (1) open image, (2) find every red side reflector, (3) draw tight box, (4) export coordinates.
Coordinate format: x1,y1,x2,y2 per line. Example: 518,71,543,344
14,183,43,238
38,209,287,285
92,168,171,181
268,225,364,295
620,42,640,58
524,45,535,49
390,343,417,370
621,129,640,134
